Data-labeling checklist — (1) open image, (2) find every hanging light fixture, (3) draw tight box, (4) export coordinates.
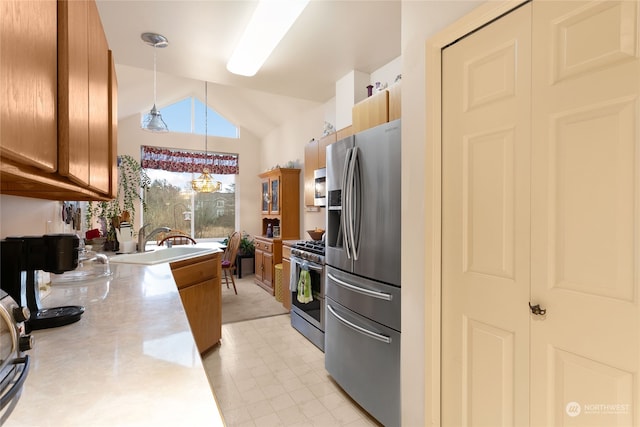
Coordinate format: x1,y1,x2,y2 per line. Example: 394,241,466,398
141,32,169,132
191,81,222,193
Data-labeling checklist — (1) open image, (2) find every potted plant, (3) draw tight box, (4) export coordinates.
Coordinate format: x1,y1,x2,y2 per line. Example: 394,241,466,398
239,232,255,256
85,155,151,249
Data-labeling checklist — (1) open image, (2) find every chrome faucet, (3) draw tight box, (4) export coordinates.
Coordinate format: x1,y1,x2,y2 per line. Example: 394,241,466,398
137,224,171,252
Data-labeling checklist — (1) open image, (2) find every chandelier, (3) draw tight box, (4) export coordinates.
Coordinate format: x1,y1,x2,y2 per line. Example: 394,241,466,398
191,81,222,193
141,32,169,132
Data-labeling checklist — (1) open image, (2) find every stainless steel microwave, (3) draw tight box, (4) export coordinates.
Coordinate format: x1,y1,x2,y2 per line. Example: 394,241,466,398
314,168,326,207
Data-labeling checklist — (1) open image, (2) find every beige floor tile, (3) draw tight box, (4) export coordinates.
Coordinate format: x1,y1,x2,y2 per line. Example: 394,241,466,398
203,314,381,426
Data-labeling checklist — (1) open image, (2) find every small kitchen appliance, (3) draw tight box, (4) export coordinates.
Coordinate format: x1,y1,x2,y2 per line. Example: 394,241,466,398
0,289,32,424
1,234,85,331
313,168,326,207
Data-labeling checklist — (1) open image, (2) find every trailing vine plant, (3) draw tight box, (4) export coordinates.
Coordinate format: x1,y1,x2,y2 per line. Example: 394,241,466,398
86,155,151,234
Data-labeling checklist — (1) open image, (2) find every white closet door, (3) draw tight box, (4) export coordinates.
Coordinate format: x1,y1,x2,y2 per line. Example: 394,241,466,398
530,1,640,426
442,4,532,426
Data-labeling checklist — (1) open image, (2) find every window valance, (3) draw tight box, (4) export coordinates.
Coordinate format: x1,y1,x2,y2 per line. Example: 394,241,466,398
141,145,239,174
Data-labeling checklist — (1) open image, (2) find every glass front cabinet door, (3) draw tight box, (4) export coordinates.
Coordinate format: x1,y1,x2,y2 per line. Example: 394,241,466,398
261,180,269,214
270,178,280,214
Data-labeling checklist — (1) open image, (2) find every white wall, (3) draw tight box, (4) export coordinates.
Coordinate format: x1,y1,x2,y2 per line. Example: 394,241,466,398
118,113,264,238
400,1,485,426
370,56,402,89
260,102,327,237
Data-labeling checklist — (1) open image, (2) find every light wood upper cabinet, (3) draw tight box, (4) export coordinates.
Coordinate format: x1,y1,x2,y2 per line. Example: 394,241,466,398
352,89,389,133
303,139,319,207
0,0,117,201
87,0,110,194
351,81,401,133
58,0,90,186
336,125,353,141
258,168,300,239
388,82,401,122
108,51,118,199
58,0,111,194
0,0,58,172
317,133,336,169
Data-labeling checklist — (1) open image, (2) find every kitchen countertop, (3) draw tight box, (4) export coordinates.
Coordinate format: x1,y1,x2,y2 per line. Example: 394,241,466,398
5,261,225,427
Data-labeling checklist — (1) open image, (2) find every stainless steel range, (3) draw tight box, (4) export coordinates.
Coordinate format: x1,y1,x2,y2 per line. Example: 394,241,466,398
289,240,325,351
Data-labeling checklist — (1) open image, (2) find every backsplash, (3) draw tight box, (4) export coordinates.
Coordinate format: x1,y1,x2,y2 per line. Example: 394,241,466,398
0,195,75,239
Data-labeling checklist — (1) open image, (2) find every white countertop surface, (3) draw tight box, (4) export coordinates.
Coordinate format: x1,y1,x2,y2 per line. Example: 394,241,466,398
5,261,226,427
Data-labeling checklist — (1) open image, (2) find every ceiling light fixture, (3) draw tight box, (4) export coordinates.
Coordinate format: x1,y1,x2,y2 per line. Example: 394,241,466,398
141,32,169,132
191,82,222,193
226,0,310,77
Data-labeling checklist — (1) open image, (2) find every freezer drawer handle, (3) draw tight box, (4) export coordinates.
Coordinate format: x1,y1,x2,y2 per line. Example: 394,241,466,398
328,273,392,301
327,304,391,344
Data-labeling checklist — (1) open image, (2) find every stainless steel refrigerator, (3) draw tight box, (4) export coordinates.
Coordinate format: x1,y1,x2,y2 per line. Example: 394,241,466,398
324,119,401,427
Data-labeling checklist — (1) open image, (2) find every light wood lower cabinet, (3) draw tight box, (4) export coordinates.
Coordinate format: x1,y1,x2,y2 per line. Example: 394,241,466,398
255,236,282,295
170,252,221,353
282,243,292,311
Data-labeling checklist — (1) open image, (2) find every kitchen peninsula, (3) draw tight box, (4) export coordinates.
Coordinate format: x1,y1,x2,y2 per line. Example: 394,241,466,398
4,260,225,426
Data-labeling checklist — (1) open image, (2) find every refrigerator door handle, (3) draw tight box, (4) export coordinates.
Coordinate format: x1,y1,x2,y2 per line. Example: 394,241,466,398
350,147,360,261
346,146,359,260
327,304,391,344
327,273,392,301
341,147,353,259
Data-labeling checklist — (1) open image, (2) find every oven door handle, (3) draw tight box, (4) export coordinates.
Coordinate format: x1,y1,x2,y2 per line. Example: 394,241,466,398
291,257,323,272
327,273,392,301
327,304,391,344
0,355,30,411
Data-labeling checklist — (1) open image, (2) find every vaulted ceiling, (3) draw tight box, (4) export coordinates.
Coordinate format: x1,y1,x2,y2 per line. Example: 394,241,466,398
96,0,401,139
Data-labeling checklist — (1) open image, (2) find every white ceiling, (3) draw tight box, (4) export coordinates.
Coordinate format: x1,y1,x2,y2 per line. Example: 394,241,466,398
96,0,401,139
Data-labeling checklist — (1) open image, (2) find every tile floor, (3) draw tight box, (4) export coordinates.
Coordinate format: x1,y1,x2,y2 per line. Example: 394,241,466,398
202,314,382,427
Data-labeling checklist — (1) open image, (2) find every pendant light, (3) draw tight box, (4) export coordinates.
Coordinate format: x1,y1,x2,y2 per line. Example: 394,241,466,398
141,32,169,132
191,81,222,193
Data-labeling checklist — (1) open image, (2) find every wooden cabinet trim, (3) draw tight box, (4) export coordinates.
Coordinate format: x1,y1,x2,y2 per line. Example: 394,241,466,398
1,0,117,201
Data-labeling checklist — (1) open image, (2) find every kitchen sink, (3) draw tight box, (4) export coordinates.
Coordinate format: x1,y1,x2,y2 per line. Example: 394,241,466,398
110,246,216,265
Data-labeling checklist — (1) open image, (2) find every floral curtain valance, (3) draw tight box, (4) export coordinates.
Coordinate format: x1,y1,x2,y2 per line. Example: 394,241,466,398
141,145,239,175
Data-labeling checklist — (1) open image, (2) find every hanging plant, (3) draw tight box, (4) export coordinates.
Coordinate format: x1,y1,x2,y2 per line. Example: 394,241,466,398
86,155,151,234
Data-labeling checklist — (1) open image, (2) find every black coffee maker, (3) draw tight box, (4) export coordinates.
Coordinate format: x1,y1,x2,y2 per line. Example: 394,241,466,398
1,234,85,331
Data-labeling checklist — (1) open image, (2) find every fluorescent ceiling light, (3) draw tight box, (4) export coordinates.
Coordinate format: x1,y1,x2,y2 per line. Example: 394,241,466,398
227,0,310,77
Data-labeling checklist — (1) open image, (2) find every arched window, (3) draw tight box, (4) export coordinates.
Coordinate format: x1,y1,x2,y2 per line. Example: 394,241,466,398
141,96,239,138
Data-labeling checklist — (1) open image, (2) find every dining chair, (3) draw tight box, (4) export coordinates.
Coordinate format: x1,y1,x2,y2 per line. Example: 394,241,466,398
222,231,241,295
157,230,197,246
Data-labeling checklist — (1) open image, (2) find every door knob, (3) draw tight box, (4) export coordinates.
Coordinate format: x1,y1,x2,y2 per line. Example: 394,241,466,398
529,302,546,316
